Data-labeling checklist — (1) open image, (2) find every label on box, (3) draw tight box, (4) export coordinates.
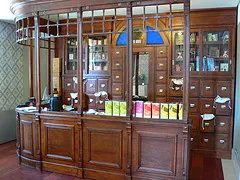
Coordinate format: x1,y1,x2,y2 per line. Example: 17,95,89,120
105,101,113,116
136,101,144,118
120,102,127,117
160,103,169,119
179,104,183,120
169,103,178,119
152,103,160,119
132,101,136,117
144,102,152,118
113,101,120,116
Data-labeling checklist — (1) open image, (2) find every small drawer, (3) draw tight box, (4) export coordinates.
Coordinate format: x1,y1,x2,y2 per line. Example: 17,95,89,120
96,97,105,110
189,98,199,114
63,92,72,105
201,80,216,97
112,70,123,83
98,79,108,92
156,46,168,57
200,119,214,133
112,48,123,59
189,80,200,97
190,131,198,150
215,116,230,134
64,77,76,91
199,133,214,150
156,71,167,83
215,102,232,115
156,58,167,71
169,87,182,97
112,59,123,70
200,98,214,114
112,83,122,95
215,134,229,151
156,84,167,97
217,81,231,97
189,114,199,131
87,95,96,108
85,79,97,94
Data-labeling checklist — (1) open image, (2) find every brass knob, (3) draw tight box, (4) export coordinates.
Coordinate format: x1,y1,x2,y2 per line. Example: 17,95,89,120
205,104,211,108
220,140,225,144
220,122,225,126
116,88,120,91
221,105,226,109
206,87,211,91
159,50,164,54
204,122,210,127
89,84,94,87
159,76,164,80
101,84,105,88
191,138,194,142
204,138,209,143
90,99,94,103
190,86,195,90
221,87,227,91
190,104,195,108
67,83,71,87
116,75,120,79
116,63,120,66
159,63,164,67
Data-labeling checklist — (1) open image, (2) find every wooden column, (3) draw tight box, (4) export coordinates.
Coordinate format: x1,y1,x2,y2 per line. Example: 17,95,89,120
34,14,41,112
29,31,34,97
183,0,190,120
126,4,133,117
77,8,83,114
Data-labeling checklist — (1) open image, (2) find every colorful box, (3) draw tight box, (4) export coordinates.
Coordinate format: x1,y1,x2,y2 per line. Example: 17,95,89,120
160,103,169,119
169,103,178,120
136,101,144,118
113,101,120,116
152,103,160,119
105,101,113,116
144,102,152,118
120,102,127,117
132,101,136,117
179,103,183,120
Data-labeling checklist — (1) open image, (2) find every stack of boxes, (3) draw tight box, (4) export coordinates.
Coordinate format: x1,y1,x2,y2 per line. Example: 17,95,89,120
52,58,62,95
105,101,127,116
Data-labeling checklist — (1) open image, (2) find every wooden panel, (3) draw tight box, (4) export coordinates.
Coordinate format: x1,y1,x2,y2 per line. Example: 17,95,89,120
156,71,167,84
200,119,215,133
200,80,216,97
215,116,230,134
85,79,97,94
155,84,167,97
98,79,108,92
215,102,232,116
217,81,232,97
63,76,77,91
190,80,200,97
215,134,229,151
200,98,214,114
112,83,122,96
112,59,123,70
112,47,123,59
156,58,167,71
42,122,75,162
156,46,168,58
112,70,123,83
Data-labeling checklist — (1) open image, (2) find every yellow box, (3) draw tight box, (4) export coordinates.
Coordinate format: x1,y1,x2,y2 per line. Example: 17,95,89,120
169,103,178,120
160,103,169,119
105,101,113,116
120,102,127,117
178,104,183,120
113,101,120,116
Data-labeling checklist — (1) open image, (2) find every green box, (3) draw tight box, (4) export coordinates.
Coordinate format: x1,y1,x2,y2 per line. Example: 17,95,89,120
105,101,113,116
113,101,120,116
120,102,127,117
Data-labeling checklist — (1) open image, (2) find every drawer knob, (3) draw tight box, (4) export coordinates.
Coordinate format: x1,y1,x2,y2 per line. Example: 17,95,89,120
205,104,211,108
67,83,71,87
116,75,120,79
89,84,94,87
116,51,120,54
190,86,196,90
205,122,210,127
90,99,94,103
99,101,104,104
221,105,226,109
101,84,106,88
159,89,163,93
206,87,211,91
220,140,225,144
159,76,164,80
221,87,227,91
159,50,164,54
204,138,209,143
190,104,195,108
67,98,71,102
74,100,78,103
220,122,225,126
191,138,194,142
116,63,120,66
159,63,164,67
116,88,120,91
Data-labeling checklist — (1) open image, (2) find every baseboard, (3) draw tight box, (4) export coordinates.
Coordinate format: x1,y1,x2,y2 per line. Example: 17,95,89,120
232,149,240,180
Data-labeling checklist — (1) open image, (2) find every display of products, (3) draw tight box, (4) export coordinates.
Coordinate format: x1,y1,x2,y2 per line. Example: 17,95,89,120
160,103,169,119
120,102,127,117
144,102,152,118
105,101,113,116
113,101,120,116
136,101,144,118
169,103,178,119
152,103,160,119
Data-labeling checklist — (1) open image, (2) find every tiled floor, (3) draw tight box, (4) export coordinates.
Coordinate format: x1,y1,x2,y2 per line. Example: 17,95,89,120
222,159,237,180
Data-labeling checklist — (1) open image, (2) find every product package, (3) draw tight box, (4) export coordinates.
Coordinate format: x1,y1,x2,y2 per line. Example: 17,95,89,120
160,103,169,119
169,103,178,119
136,101,144,118
105,101,113,116
132,101,136,117
113,101,120,116
179,103,183,120
144,102,152,118
152,103,160,119
120,101,127,117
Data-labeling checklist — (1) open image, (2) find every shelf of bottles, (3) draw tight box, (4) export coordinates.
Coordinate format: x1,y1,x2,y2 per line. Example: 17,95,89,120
202,31,229,72
88,36,108,74
174,31,200,72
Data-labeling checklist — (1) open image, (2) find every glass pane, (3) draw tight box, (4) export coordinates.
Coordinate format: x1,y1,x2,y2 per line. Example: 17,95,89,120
174,32,184,72
202,31,229,72
190,32,200,72
67,38,77,71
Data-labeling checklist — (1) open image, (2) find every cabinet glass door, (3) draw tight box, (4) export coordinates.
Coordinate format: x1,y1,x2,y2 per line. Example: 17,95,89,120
88,36,108,74
202,31,229,72
67,38,77,72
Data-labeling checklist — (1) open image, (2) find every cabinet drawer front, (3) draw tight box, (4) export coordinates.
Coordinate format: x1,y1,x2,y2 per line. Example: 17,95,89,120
215,116,230,134
199,133,214,150
112,70,123,83
156,58,167,71
87,95,96,108
112,48,123,59
156,84,167,97
112,83,122,95
200,98,214,114
189,114,199,131
63,92,72,105
112,59,123,70
201,80,216,97
98,79,108,92
156,46,168,57
86,79,97,94
96,97,105,110
200,119,214,133
217,81,231,97
64,77,76,91
215,102,232,115
190,80,200,97
189,98,199,113
215,134,229,151
190,131,198,150
156,71,167,83
155,97,167,103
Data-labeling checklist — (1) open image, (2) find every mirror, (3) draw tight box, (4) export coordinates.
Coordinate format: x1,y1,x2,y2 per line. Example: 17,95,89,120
133,52,149,101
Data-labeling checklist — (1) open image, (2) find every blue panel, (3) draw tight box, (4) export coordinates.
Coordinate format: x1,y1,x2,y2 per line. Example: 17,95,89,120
146,26,164,44
116,29,126,46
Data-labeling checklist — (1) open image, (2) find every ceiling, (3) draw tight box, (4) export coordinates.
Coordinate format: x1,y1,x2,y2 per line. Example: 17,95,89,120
1,0,239,23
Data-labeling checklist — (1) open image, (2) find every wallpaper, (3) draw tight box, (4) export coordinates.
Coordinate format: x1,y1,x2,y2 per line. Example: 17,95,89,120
0,21,23,111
